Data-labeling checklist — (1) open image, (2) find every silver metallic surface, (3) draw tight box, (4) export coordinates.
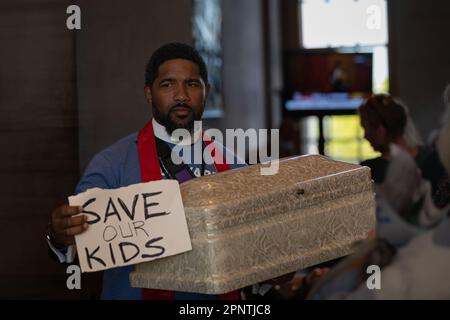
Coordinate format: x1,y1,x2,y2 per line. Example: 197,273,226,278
130,155,376,294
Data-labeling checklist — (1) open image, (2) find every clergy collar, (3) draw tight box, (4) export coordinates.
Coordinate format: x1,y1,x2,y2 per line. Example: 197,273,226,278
152,118,202,146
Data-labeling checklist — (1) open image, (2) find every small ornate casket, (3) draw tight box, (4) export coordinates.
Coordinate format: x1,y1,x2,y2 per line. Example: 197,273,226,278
130,155,375,294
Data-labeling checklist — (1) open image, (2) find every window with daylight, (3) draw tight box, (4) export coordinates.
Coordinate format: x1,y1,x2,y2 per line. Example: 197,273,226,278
299,0,388,163
192,0,224,118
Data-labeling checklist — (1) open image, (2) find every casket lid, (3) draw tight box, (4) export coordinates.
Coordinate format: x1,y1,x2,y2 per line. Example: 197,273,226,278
181,155,364,208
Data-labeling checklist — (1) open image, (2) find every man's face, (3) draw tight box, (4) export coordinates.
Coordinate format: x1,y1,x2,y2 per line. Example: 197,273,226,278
360,114,387,153
145,58,209,134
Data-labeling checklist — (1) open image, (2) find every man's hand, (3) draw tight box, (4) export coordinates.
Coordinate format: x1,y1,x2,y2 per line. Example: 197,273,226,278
50,204,88,248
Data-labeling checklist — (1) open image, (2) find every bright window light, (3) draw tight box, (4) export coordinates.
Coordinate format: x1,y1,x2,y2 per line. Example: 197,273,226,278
301,0,388,48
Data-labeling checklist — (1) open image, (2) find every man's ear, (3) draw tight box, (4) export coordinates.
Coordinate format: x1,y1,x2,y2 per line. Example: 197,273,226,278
144,86,152,105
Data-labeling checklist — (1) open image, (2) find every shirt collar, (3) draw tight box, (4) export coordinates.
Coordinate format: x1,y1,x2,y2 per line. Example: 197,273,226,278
152,118,202,146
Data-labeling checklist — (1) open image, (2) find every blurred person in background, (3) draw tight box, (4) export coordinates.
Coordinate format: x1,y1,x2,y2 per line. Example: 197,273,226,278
359,94,449,240
428,83,450,145
301,91,450,299
307,105,450,299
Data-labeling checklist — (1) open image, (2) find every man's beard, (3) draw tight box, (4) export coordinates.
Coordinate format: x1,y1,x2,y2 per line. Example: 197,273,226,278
152,102,204,135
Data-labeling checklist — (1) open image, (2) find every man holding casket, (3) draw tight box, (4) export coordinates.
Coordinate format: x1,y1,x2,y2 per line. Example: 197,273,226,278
46,43,247,299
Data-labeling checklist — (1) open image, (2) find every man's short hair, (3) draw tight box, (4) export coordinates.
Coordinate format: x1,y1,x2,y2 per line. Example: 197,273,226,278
145,42,208,87
359,94,407,139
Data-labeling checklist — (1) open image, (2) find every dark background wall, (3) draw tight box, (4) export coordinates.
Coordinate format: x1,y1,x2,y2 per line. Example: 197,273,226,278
76,0,193,172
0,0,82,298
388,0,450,139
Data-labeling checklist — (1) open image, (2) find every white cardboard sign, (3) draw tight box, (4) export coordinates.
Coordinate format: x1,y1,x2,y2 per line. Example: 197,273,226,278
68,180,192,273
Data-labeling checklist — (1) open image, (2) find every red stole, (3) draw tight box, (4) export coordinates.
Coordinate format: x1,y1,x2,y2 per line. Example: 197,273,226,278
137,120,239,300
